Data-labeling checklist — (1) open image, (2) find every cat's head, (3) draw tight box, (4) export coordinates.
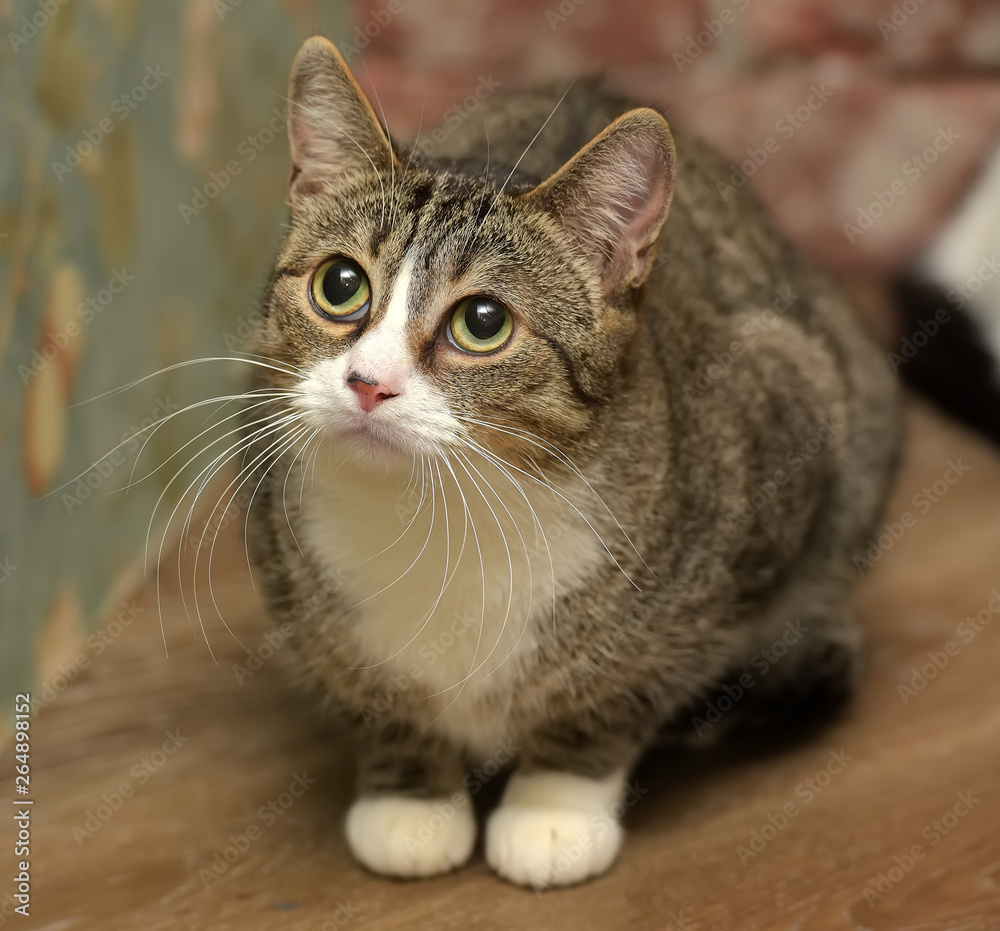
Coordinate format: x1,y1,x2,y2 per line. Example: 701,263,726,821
253,37,675,474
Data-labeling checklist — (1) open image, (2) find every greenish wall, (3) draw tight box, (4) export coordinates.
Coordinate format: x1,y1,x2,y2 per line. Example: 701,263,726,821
0,0,350,729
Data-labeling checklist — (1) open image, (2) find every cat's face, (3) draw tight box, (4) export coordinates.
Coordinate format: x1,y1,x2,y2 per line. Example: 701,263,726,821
252,38,675,475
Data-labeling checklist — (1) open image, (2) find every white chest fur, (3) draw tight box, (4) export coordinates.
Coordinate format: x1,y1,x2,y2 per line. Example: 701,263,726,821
298,450,606,751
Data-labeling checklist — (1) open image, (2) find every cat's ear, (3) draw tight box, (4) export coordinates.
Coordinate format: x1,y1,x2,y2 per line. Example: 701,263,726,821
287,36,397,198
522,108,676,293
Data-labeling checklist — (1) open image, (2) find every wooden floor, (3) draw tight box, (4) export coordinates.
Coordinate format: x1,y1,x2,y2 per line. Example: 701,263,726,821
4,396,1000,931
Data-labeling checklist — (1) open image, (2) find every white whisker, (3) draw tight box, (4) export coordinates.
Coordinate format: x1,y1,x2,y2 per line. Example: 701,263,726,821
393,94,426,229
437,452,516,689
280,427,322,559
282,91,388,228
431,451,531,697
459,107,492,258
151,412,304,659
145,409,304,570
46,388,298,499
68,354,303,409
358,56,396,231
123,391,297,493
465,436,641,590
191,422,309,659
361,453,428,563
469,80,576,249
344,456,442,665
457,415,656,585
471,444,558,639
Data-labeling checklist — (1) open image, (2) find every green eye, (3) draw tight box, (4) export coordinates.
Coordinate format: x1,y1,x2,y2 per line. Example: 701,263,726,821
311,257,371,320
449,297,513,353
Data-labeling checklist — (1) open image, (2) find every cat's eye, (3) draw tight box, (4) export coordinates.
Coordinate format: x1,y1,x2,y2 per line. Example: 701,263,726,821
448,297,513,354
311,257,371,321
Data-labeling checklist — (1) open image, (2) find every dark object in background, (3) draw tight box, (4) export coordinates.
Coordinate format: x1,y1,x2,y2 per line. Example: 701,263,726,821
891,275,1000,446
888,137,1000,448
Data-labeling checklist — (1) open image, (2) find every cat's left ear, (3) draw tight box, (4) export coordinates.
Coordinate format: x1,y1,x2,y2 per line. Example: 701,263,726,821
522,108,676,293
287,36,398,198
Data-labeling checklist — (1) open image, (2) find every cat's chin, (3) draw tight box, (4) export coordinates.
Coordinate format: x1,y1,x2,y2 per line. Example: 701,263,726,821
329,422,429,470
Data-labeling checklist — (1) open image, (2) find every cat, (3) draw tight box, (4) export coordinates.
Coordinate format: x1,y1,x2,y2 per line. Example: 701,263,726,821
242,36,901,889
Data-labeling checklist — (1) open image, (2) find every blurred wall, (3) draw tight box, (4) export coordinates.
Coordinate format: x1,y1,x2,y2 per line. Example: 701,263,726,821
0,0,349,730
2,0,998,732
354,0,1000,274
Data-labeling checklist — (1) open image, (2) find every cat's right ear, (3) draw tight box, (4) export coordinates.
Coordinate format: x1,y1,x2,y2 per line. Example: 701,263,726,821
522,108,676,294
287,36,397,199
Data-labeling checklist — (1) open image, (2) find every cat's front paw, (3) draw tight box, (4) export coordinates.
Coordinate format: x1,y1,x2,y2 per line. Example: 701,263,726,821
345,793,475,878
485,769,625,888
486,805,623,888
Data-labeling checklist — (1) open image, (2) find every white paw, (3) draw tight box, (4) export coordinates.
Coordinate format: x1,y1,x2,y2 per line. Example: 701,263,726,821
485,769,626,889
345,793,475,878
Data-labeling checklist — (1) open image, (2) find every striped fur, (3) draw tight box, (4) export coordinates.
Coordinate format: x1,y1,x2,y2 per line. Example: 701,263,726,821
242,38,901,886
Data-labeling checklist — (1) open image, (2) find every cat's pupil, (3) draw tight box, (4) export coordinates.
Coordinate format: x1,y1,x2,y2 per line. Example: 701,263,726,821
465,299,506,339
324,261,362,306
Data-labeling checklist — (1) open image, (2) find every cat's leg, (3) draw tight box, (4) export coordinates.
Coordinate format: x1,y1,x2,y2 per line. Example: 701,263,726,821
345,721,475,878
486,767,629,889
485,713,649,889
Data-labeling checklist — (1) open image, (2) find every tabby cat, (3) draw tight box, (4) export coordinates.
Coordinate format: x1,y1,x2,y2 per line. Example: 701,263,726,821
243,36,900,888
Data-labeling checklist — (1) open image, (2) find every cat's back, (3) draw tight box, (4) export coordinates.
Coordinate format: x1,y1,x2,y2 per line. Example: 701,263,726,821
425,80,792,307
424,78,631,182
428,79,899,557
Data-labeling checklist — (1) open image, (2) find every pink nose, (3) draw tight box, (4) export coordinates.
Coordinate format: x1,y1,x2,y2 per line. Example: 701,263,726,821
347,372,399,412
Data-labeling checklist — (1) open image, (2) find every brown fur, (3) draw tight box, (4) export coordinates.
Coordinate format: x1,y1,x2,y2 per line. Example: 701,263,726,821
244,37,900,852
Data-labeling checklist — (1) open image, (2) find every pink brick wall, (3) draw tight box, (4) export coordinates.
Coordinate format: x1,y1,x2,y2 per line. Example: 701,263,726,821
347,0,1000,275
